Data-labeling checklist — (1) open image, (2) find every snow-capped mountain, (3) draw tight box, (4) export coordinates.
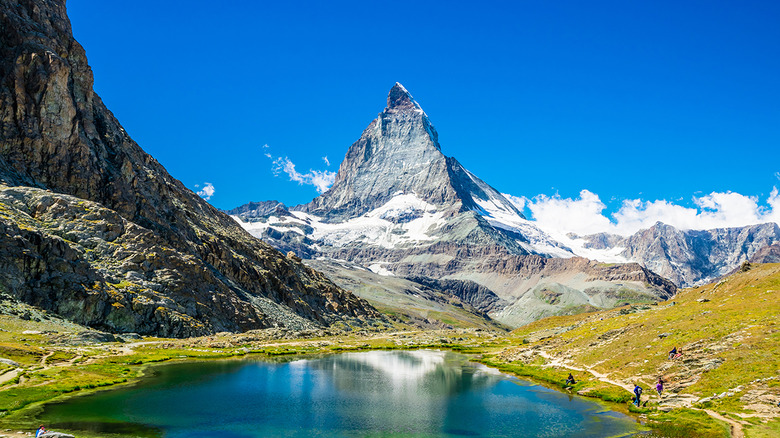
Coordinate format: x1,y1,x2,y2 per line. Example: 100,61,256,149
300,84,523,222
296,83,572,258
575,222,780,287
229,83,675,327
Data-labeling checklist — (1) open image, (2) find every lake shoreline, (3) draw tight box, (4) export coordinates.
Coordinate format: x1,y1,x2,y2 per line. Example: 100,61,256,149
0,328,714,437
23,348,647,438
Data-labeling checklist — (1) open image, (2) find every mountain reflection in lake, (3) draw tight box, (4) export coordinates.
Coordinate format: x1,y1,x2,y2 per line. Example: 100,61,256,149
38,350,641,437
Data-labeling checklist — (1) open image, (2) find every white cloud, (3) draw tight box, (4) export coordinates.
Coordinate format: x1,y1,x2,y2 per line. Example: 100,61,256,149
264,152,272,158
273,157,336,194
522,188,780,237
502,193,527,211
775,171,780,181
196,182,215,200
322,156,330,166
767,187,780,224
528,190,614,236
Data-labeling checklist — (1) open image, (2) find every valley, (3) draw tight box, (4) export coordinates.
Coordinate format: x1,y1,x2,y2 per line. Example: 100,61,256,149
0,1,778,437
0,263,777,437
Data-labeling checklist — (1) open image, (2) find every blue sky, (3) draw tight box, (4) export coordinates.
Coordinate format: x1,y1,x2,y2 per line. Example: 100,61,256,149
67,1,780,233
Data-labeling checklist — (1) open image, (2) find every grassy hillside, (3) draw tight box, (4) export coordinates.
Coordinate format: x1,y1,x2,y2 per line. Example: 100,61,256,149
482,262,780,437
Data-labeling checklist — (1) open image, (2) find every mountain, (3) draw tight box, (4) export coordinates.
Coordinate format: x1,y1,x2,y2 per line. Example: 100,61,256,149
226,201,291,220
299,83,527,225
233,84,676,327
749,241,780,264
578,222,780,287
0,0,382,337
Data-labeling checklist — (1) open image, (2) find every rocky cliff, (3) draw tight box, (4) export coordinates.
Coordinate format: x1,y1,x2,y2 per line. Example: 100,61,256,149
750,242,780,264
0,0,382,337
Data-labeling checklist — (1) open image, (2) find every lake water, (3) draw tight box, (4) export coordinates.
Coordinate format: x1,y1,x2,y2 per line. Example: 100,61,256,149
39,350,642,437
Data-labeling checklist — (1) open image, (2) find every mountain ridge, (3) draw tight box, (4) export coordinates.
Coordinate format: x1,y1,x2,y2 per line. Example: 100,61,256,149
577,221,780,287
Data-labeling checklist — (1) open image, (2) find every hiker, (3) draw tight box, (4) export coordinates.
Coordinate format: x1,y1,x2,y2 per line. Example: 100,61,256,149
565,373,576,386
668,347,677,359
35,425,46,438
673,348,683,360
633,384,643,407
656,377,664,397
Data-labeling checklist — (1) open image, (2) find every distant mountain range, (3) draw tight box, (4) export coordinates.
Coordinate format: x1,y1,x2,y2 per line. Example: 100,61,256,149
230,84,680,327
0,0,382,337
575,222,780,287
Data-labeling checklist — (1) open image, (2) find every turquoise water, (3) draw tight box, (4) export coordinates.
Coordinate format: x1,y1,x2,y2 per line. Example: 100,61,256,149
39,350,642,437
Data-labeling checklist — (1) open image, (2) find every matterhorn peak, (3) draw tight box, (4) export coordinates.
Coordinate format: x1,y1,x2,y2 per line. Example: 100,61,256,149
386,82,423,113
299,83,524,225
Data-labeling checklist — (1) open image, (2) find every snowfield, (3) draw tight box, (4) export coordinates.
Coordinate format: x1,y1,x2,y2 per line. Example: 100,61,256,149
234,193,447,249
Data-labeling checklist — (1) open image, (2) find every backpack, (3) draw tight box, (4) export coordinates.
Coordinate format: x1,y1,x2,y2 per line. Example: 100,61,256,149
635,386,643,395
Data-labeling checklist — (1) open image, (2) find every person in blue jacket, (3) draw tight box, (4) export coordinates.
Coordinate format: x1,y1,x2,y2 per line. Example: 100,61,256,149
633,384,643,407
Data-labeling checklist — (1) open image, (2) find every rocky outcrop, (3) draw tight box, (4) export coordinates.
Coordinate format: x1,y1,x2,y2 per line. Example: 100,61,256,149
0,0,382,337
405,276,507,314
581,222,780,287
749,242,780,264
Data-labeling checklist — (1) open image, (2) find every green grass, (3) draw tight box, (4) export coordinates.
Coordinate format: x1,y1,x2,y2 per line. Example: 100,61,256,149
0,365,132,413
0,343,44,365
646,409,731,438
503,263,780,408
744,417,780,438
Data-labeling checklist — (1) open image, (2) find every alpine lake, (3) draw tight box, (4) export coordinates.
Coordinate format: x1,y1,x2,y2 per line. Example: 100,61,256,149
36,350,644,437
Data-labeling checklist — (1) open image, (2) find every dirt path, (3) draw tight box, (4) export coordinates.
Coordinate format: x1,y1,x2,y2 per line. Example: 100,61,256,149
0,368,20,385
704,409,745,438
534,351,748,438
536,351,635,393
39,351,53,367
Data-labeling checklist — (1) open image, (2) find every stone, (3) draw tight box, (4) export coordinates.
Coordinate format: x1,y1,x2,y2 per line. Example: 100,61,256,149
73,331,119,344
118,333,143,341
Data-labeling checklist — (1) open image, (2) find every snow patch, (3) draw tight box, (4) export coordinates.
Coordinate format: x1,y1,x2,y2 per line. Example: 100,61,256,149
236,194,446,250
461,169,577,258
233,214,311,239
306,194,445,248
368,263,395,276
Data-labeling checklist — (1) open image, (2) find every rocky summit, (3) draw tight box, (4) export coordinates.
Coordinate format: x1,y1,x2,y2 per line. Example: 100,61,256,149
300,82,524,224
0,0,382,337
233,84,676,327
